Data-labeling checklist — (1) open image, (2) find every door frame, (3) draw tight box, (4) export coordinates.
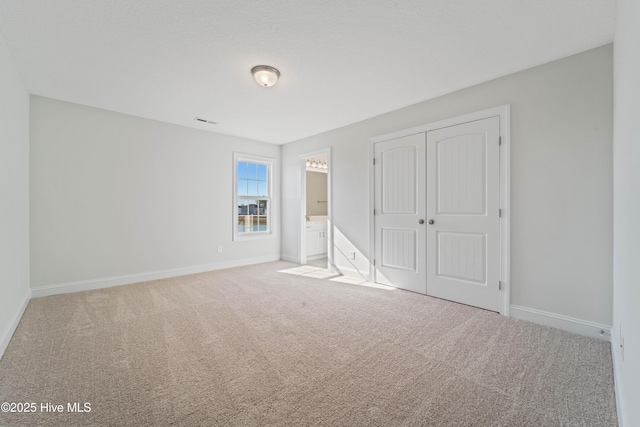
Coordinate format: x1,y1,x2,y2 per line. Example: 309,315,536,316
299,147,333,269
369,105,511,315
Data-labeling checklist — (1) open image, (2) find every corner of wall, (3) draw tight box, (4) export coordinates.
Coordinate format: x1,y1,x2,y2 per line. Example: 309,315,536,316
0,25,32,362
0,289,31,361
611,328,627,427
280,254,299,263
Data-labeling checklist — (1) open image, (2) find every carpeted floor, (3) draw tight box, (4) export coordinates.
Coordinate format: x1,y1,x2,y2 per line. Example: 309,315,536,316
0,261,617,426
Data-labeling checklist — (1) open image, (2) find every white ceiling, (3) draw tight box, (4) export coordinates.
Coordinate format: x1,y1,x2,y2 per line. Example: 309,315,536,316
0,1,615,144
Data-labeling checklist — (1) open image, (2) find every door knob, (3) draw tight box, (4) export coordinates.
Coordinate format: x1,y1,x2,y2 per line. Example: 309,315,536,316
417,219,424,225
428,219,434,225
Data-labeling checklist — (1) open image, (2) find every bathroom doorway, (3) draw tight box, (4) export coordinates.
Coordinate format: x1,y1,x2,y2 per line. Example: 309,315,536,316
299,148,333,269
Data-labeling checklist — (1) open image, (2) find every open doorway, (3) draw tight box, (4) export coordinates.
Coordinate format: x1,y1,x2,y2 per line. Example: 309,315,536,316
299,148,333,270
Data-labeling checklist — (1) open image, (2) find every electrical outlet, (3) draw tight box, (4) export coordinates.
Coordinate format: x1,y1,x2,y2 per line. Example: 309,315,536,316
217,246,223,253
349,251,356,260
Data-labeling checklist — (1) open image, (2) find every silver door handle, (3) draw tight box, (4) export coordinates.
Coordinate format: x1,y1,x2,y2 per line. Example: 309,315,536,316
428,219,434,225
417,219,424,225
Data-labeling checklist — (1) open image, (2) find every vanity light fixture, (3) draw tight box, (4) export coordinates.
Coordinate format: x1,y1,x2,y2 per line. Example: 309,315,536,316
251,65,280,87
305,159,328,172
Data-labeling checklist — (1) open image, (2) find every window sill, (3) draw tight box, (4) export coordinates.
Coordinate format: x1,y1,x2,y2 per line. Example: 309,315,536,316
233,232,275,242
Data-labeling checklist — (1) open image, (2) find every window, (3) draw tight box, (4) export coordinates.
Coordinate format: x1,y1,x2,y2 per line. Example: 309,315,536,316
234,153,273,239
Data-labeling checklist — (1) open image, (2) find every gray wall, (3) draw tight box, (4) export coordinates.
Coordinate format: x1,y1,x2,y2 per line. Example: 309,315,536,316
613,0,640,424
0,31,30,356
30,96,280,289
282,44,613,326
306,171,328,216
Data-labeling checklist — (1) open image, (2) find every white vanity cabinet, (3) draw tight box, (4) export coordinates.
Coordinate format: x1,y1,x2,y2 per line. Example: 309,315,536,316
305,221,327,258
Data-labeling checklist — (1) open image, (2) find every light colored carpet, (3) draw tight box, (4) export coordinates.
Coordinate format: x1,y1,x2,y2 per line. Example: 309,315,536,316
0,261,617,426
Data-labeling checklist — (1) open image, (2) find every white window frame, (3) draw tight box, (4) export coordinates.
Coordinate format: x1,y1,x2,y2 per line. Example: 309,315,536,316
233,152,274,241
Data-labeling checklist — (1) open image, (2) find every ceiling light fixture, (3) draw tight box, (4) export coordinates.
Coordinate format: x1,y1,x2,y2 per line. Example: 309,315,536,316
251,65,280,87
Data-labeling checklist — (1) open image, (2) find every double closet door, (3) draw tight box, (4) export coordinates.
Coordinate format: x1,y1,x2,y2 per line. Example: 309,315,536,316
373,116,501,312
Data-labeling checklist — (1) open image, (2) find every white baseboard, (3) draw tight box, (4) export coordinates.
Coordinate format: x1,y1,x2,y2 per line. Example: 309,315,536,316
0,289,31,361
510,305,612,341
31,255,281,298
335,265,370,282
280,254,299,263
611,330,627,427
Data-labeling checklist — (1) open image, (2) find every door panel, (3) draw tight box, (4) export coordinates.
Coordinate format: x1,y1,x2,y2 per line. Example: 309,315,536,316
381,146,417,214
436,134,486,215
426,116,501,311
382,228,416,271
374,134,426,293
436,231,486,284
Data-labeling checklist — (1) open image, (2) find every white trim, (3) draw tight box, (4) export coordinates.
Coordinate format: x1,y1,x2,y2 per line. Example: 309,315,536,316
30,255,281,298
0,289,31,361
335,265,370,281
500,106,511,316
611,329,627,427
299,148,332,268
510,305,612,341
369,105,511,315
368,138,375,287
371,105,510,143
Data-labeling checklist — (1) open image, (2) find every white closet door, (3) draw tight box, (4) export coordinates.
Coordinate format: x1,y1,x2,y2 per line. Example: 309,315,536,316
374,133,426,294
425,116,501,311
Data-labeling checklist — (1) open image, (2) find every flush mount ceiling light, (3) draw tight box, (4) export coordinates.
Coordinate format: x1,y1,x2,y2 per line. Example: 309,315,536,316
251,65,280,87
